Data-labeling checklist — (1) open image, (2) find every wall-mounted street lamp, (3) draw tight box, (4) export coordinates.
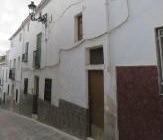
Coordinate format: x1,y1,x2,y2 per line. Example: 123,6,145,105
28,1,47,26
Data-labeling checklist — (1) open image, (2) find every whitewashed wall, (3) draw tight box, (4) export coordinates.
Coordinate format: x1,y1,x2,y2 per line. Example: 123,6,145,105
109,0,163,66
16,0,108,108
8,0,163,139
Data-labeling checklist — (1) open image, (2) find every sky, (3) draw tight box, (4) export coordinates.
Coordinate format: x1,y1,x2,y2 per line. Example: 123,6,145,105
0,0,41,55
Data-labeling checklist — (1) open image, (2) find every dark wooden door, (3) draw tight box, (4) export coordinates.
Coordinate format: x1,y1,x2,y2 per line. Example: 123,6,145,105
33,76,39,114
88,70,104,139
16,89,18,103
36,33,42,67
44,79,52,102
7,85,9,95
24,78,28,94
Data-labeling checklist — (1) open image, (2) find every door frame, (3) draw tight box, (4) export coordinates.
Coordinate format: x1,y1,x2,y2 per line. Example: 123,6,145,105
88,70,104,137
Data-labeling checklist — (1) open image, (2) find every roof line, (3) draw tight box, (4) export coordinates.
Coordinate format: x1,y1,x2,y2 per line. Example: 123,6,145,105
9,0,51,40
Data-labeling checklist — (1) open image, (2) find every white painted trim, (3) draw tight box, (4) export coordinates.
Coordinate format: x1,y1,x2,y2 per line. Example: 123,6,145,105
87,137,94,140
86,65,105,70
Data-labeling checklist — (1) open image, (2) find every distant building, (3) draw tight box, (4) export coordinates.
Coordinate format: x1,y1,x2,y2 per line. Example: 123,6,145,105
0,53,9,103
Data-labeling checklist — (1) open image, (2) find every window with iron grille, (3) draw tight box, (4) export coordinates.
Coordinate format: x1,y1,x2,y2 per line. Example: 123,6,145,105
89,47,104,65
44,79,52,102
33,33,42,68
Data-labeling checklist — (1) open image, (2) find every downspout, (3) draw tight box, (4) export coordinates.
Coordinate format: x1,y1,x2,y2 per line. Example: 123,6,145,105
105,0,129,140
107,0,129,70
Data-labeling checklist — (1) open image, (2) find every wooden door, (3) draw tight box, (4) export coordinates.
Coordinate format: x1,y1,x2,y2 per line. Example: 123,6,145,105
44,79,52,102
33,76,39,114
88,70,104,139
16,89,18,103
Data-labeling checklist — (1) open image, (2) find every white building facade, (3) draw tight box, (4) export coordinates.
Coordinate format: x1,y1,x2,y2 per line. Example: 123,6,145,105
0,54,9,103
6,0,163,140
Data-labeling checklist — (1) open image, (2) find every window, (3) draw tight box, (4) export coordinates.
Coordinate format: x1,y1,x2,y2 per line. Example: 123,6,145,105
27,23,30,32
33,33,42,68
13,59,16,68
25,42,29,55
44,79,52,102
6,70,8,82
156,28,163,80
10,60,12,68
22,42,29,62
16,89,18,103
24,78,28,94
37,33,42,50
75,13,83,41
89,47,104,65
18,56,20,67
19,33,22,42
156,27,163,94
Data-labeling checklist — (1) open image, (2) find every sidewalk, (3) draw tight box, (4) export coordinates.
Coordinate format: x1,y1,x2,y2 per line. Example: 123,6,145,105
0,108,80,140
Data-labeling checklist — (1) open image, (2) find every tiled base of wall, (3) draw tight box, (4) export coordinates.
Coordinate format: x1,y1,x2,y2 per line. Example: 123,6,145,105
116,66,162,140
38,99,89,139
1,94,88,139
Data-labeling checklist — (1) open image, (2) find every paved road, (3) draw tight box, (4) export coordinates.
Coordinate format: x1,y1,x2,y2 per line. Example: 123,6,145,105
0,109,80,140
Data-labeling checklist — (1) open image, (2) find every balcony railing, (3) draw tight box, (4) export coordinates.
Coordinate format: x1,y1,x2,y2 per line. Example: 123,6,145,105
22,53,28,63
33,50,41,69
9,68,15,80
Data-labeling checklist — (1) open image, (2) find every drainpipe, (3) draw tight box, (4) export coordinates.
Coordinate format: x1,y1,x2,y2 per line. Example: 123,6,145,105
105,1,119,140
105,0,129,140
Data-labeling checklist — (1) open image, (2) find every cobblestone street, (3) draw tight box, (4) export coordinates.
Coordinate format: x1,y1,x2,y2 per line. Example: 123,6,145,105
0,109,80,140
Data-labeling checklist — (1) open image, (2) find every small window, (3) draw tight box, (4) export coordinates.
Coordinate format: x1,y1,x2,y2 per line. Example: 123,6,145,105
6,70,8,82
90,47,104,65
75,14,83,41
10,60,12,68
19,33,22,42
44,79,52,102
18,56,20,67
25,42,29,54
24,78,28,94
13,59,16,68
27,23,30,32
37,33,42,50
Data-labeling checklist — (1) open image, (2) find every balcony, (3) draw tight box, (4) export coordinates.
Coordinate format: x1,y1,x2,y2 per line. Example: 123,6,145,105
33,50,41,69
9,68,15,80
22,53,28,63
